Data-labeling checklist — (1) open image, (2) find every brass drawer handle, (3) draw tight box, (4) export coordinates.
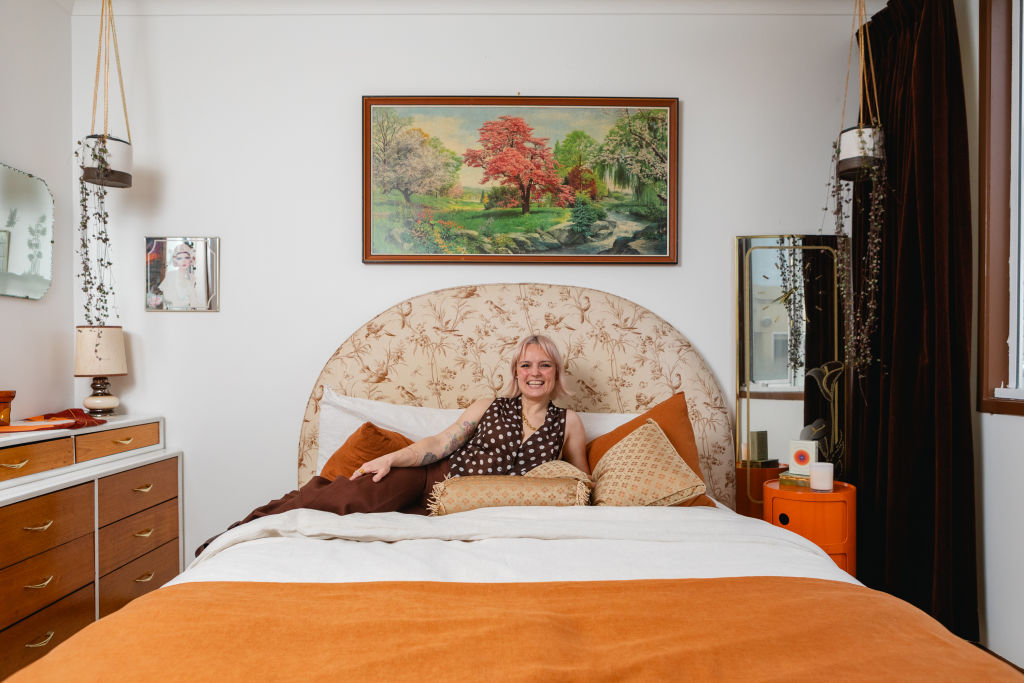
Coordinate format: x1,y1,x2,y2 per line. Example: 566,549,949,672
1,459,29,469
25,576,54,589
134,528,154,538
133,483,154,493
135,571,155,583
25,631,54,648
24,520,54,532
113,437,135,445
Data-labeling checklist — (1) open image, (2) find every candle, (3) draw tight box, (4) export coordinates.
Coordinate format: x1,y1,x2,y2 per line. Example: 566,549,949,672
809,462,834,492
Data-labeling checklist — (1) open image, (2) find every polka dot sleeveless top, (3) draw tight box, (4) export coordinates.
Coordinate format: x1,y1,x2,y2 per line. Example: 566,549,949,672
448,397,567,477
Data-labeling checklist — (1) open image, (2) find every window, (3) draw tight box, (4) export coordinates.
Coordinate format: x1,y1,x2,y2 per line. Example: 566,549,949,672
981,0,1024,413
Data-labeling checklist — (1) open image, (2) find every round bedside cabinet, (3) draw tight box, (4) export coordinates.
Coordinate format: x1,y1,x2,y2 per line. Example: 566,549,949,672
763,480,856,576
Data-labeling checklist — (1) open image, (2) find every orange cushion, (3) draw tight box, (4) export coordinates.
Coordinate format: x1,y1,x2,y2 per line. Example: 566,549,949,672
585,393,714,507
319,422,413,481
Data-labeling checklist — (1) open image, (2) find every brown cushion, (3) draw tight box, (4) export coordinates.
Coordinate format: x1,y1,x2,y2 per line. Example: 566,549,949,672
592,419,706,507
585,392,713,507
319,421,413,481
427,475,590,516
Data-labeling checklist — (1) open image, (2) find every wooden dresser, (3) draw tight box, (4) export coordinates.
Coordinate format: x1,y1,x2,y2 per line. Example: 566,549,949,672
0,416,182,678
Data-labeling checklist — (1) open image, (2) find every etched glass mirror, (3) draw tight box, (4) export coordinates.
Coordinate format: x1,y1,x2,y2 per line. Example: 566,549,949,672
0,162,54,299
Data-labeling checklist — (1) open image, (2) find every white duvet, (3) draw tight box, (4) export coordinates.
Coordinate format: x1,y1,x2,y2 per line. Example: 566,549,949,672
170,504,859,587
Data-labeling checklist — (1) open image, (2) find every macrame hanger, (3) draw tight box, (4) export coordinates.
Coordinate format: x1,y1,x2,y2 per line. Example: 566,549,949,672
90,0,131,143
840,0,881,132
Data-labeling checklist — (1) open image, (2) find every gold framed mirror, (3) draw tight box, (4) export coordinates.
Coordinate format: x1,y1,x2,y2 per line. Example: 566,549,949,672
734,235,846,511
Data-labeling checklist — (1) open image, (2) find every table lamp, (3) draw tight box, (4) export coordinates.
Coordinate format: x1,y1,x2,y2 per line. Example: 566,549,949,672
74,325,127,415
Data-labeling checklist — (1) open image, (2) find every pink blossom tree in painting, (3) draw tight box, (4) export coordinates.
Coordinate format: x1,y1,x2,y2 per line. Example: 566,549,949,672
463,116,573,214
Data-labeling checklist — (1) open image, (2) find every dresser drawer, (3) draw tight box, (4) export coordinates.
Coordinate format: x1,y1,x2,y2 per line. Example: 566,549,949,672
99,498,178,576
75,422,160,463
0,483,95,570
0,438,74,483
0,583,94,680
99,540,179,618
98,457,178,527
0,534,94,631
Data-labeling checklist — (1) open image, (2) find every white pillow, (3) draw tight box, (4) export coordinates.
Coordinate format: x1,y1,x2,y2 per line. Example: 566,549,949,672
317,389,462,475
316,389,639,476
577,411,638,440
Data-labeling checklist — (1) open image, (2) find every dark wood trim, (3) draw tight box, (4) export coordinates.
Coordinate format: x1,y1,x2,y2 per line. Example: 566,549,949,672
737,389,805,401
978,0,1024,416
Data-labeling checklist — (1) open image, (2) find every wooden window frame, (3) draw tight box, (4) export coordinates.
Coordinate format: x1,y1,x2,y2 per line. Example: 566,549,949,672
980,0,1024,415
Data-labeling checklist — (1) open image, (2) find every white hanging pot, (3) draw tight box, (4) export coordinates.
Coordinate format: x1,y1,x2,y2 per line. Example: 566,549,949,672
82,134,133,188
836,126,884,181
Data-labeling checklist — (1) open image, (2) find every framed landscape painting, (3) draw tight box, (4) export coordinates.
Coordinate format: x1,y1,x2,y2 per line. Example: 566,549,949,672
362,96,678,263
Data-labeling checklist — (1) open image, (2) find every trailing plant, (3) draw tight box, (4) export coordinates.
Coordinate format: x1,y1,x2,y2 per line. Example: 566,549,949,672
829,131,886,375
75,138,116,325
775,237,806,377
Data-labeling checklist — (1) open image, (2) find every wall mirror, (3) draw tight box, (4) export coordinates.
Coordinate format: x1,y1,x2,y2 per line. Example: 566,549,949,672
735,235,845,504
0,162,54,300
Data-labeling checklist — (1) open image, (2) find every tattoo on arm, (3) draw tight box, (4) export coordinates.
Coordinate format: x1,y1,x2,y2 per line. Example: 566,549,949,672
418,420,477,466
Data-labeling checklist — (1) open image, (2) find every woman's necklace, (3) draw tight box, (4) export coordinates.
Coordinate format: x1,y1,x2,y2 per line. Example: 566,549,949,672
522,405,543,432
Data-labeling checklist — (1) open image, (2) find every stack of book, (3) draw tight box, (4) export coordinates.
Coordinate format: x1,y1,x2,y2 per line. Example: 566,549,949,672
778,470,810,487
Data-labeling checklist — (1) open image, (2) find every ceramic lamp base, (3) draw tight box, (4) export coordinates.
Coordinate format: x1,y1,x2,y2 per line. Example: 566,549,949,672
83,376,119,415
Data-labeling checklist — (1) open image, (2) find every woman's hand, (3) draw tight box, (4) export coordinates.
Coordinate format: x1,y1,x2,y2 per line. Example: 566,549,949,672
350,453,393,482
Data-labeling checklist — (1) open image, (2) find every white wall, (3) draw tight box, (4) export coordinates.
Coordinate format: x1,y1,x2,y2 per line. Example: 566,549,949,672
68,0,857,550
30,0,1014,666
955,0,1024,666
0,0,73,417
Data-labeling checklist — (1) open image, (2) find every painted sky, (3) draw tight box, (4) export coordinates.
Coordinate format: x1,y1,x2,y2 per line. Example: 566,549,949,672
375,105,668,188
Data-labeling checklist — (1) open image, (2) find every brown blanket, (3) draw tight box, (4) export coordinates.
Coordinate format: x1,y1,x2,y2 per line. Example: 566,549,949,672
13,577,1018,681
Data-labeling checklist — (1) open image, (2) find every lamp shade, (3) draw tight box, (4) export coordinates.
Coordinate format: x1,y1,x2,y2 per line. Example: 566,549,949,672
74,326,127,377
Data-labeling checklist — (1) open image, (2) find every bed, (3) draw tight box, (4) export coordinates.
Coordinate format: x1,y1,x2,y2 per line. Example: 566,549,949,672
12,283,1018,681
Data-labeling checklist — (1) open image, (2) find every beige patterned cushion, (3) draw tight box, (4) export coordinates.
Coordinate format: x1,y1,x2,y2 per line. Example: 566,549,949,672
592,419,706,506
523,460,592,484
427,476,590,516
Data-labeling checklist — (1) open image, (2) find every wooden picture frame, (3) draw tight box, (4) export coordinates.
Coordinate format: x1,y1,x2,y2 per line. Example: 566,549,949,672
144,236,220,312
363,96,678,263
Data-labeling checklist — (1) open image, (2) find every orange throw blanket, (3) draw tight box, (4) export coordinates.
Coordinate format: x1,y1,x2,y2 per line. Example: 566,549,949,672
14,577,1018,681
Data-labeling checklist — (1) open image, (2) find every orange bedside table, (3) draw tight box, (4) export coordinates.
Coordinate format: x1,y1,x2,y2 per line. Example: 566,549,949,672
763,480,856,576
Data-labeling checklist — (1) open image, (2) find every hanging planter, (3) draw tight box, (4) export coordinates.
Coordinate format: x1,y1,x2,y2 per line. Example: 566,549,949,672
82,134,132,188
835,0,885,181
837,124,884,181
82,0,133,189
828,0,888,376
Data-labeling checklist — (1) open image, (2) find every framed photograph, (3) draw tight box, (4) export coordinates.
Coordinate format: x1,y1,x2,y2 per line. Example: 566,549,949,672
363,96,678,264
145,237,220,312
0,230,9,272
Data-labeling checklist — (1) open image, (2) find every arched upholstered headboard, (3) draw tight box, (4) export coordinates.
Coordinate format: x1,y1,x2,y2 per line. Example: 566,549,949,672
298,283,735,507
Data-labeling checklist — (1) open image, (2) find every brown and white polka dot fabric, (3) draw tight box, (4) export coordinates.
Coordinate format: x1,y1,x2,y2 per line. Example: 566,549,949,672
448,397,567,477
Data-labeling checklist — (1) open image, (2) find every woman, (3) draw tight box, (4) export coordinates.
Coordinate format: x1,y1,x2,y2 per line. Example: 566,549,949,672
352,333,588,481
196,334,587,556
158,242,205,310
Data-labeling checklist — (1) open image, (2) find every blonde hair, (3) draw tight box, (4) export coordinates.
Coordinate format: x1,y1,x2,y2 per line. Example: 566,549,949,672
500,334,571,400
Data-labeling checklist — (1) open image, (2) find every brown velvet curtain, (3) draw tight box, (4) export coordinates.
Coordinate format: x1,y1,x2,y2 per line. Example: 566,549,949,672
848,0,978,640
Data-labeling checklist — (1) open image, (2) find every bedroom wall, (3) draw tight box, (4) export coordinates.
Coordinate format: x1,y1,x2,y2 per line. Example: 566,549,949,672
0,0,73,417
68,0,858,549
60,0,1022,664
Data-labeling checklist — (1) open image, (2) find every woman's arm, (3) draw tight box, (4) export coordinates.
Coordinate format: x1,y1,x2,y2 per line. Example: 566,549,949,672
560,410,590,475
351,398,490,482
